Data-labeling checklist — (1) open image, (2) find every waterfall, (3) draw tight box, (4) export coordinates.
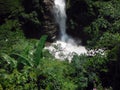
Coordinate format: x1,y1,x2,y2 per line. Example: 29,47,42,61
53,0,69,42
44,0,104,62
44,0,87,62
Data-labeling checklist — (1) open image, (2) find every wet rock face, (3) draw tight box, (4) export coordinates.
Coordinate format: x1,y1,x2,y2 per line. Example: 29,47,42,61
21,0,58,41
41,0,58,42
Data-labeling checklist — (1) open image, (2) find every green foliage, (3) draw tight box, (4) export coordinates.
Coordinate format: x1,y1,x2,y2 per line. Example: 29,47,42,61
67,0,120,48
0,53,17,69
0,20,24,53
0,33,109,89
0,47,77,90
0,0,23,17
84,17,110,38
94,0,120,19
0,68,38,90
34,35,47,66
97,32,120,49
0,35,76,90
71,54,108,89
83,0,120,47
21,11,40,24
37,58,76,90
0,0,120,89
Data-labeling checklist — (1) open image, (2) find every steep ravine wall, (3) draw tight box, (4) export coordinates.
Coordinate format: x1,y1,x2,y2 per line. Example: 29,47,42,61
21,0,58,41
41,0,58,41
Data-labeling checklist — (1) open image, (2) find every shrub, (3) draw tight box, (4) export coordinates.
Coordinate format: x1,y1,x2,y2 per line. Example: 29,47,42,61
71,54,108,89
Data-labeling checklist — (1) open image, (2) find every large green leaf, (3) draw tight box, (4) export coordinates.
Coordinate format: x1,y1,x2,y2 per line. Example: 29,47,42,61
34,35,47,66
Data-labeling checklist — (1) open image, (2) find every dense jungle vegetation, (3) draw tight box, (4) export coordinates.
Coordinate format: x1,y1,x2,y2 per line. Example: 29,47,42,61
0,0,120,90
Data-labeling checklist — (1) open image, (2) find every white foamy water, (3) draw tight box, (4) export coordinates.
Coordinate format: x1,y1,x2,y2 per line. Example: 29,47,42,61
44,41,87,62
44,41,105,62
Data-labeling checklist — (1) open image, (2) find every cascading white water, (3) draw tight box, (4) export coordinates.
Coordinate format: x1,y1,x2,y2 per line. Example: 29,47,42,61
53,0,69,42
45,0,88,62
44,0,105,62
